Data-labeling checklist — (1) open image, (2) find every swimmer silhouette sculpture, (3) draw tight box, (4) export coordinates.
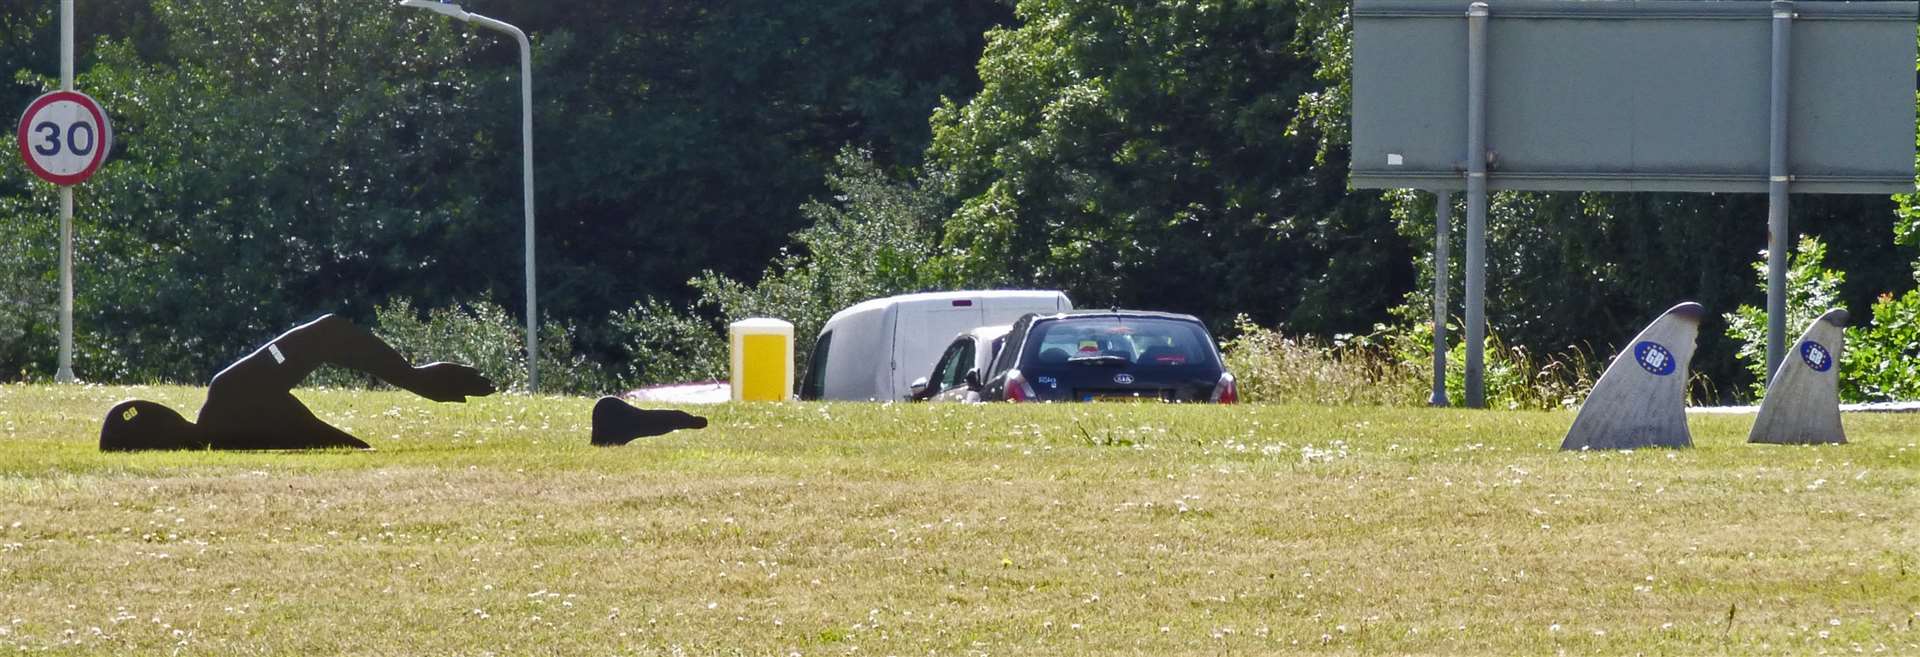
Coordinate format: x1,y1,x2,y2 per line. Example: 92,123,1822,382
100,314,495,451
589,396,708,446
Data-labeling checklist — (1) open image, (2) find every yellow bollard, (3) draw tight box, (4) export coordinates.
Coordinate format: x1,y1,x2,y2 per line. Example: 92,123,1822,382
729,318,794,401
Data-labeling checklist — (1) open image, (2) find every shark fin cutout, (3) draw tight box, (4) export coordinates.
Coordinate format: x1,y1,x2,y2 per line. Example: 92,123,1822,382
1748,309,1848,445
1561,302,1703,451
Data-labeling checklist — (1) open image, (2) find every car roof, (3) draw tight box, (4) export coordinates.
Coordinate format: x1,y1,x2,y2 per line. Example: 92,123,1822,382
1024,309,1206,324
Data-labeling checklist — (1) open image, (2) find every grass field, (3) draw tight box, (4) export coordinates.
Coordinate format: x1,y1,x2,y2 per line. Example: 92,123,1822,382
0,383,1915,655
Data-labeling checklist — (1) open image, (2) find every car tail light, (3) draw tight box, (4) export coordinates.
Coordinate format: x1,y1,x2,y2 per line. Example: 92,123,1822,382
1005,369,1037,402
1211,372,1238,404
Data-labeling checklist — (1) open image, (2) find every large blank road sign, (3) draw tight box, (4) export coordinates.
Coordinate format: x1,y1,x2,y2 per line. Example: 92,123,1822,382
1351,0,1917,193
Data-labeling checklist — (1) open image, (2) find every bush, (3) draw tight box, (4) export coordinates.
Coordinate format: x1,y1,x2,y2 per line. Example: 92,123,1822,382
1377,316,1597,410
607,299,728,388
1723,235,1847,399
1722,234,1920,403
1845,290,1920,401
310,297,610,395
1219,315,1423,406
601,145,962,388
1220,314,1596,409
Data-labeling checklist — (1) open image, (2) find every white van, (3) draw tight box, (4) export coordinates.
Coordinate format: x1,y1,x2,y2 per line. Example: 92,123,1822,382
799,290,1073,401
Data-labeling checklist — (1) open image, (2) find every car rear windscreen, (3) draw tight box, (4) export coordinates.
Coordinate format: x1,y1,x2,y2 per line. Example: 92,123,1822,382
1022,317,1218,369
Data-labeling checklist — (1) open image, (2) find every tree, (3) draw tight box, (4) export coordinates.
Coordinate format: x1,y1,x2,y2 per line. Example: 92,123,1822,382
612,146,955,386
0,0,1015,382
0,0,501,381
927,0,1409,336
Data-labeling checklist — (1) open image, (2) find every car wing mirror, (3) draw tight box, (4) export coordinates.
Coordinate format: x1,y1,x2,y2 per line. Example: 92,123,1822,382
964,368,982,391
909,376,930,400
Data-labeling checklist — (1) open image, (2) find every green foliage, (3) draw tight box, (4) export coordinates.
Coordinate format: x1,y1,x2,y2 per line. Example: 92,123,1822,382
1728,237,1843,399
1721,234,1920,403
1219,315,1423,406
1220,313,1595,409
1375,312,1598,411
0,0,505,382
927,0,1408,335
309,297,608,395
1847,290,1920,402
606,299,727,388
499,0,1015,338
1855,70,1920,402
610,147,958,385
1723,236,1847,399
0,0,1007,384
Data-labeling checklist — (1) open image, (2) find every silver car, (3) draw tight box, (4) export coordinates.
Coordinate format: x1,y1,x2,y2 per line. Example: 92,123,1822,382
908,325,1011,402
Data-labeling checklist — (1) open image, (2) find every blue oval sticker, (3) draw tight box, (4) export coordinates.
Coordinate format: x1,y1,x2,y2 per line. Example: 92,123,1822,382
1799,341,1833,373
1634,341,1676,376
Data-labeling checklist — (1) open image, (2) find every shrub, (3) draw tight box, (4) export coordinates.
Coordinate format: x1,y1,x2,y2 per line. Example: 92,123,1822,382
1219,315,1423,406
1845,290,1920,401
607,299,728,388
1723,235,1847,399
601,145,961,388
1221,315,1595,409
310,297,609,395
1378,318,1598,410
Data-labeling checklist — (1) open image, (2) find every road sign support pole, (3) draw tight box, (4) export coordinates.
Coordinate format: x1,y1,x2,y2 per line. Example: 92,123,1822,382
1764,0,1793,384
57,191,73,383
1431,190,1451,407
54,0,76,384
1464,2,1490,408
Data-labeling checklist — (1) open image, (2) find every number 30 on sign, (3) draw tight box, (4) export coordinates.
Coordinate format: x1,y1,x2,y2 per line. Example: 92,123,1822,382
17,90,112,186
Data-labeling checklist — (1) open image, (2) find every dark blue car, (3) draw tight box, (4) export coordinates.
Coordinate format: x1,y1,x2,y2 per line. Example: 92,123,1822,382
978,311,1236,403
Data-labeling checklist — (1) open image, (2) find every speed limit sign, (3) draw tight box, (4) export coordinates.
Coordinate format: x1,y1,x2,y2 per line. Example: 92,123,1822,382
17,90,112,186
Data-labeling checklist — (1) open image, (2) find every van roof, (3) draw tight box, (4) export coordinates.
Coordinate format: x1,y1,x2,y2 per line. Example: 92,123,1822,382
824,289,1070,326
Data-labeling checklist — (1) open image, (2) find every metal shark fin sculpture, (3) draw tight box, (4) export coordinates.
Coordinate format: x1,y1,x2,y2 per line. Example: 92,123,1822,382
589,396,708,446
99,314,495,451
1748,309,1848,445
1561,302,1703,451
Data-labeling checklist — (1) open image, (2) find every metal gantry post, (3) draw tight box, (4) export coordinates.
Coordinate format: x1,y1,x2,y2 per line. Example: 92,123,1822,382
1464,2,1490,408
1764,0,1794,383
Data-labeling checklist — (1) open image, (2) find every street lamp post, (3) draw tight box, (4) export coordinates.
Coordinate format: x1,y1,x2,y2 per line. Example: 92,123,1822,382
399,0,539,393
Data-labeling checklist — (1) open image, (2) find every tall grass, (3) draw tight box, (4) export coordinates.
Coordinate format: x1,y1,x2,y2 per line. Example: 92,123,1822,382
1221,316,1599,409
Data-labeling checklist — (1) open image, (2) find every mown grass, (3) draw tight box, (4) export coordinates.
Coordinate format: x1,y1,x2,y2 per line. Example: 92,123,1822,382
0,383,1916,655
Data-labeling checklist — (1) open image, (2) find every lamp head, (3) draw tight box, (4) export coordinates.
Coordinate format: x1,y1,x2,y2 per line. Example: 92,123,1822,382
399,0,473,21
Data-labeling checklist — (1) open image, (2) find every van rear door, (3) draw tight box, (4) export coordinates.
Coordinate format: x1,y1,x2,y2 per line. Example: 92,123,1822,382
890,297,986,397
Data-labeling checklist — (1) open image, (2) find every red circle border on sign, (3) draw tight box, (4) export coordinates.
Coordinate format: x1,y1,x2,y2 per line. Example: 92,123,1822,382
17,90,109,187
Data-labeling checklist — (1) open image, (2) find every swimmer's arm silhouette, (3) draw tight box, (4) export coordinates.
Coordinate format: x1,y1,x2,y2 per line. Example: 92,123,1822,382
207,314,494,401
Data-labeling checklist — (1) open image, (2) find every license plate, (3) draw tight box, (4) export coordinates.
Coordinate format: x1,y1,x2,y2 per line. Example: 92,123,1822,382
1085,393,1161,403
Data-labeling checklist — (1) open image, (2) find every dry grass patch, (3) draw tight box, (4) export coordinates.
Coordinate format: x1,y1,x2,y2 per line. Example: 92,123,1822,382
0,383,1915,655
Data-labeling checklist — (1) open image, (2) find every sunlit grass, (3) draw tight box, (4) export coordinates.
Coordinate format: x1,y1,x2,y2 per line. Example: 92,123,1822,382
0,383,1915,655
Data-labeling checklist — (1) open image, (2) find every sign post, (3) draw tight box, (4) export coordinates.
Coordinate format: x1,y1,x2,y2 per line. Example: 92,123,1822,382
13,0,109,383
18,85,110,384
